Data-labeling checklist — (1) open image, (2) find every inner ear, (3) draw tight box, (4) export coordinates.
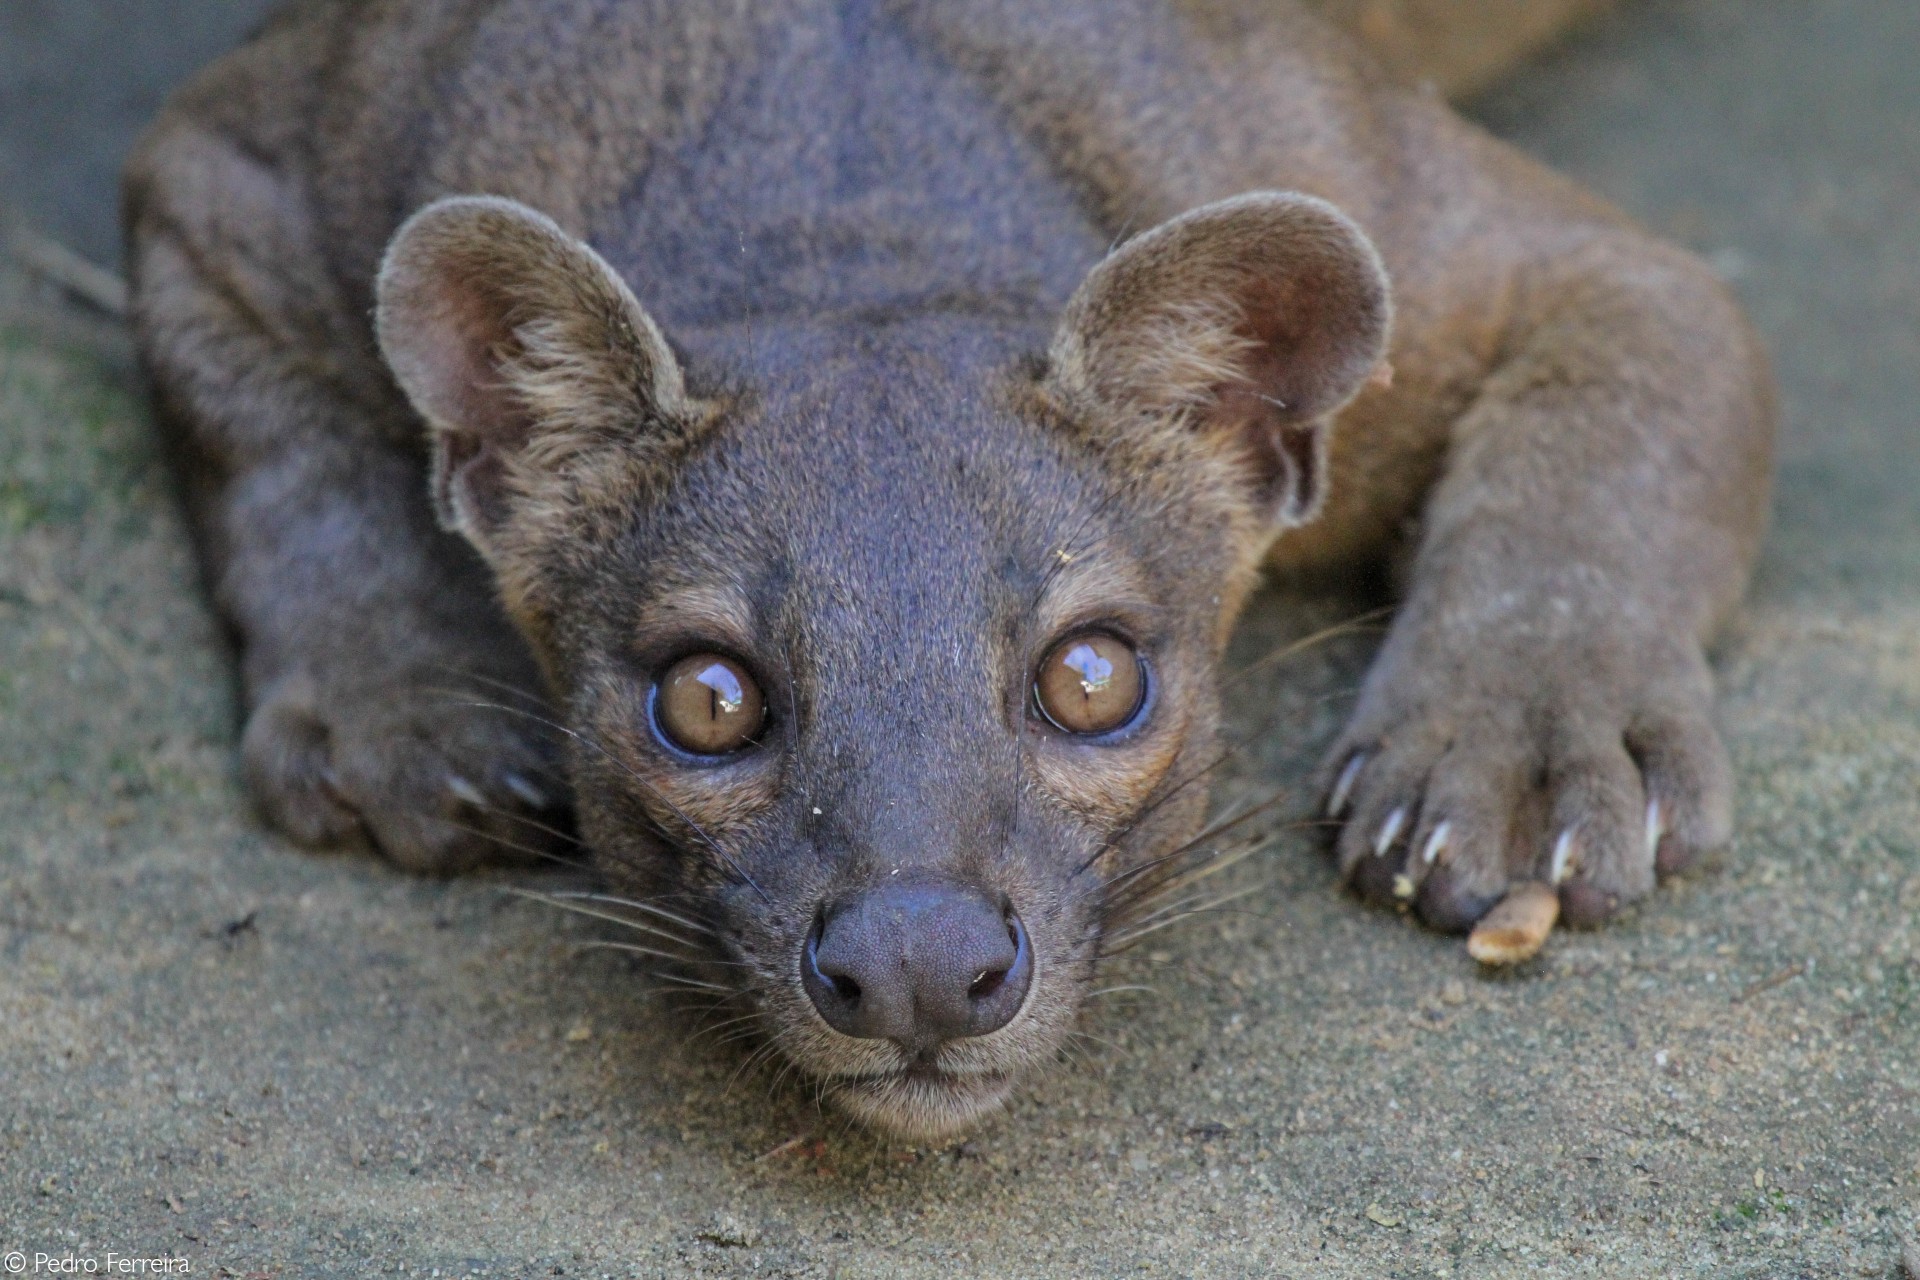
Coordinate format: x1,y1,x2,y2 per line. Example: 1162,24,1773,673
375,195,701,559
1046,191,1392,527
1209,395,1329,526
1221,268,1383,423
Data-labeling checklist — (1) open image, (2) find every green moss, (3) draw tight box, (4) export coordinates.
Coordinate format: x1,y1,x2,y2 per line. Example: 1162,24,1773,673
0,326,153,536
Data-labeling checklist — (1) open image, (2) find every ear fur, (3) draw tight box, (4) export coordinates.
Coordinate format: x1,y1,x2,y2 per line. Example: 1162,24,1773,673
375,195,711,568
1047,192,1392,527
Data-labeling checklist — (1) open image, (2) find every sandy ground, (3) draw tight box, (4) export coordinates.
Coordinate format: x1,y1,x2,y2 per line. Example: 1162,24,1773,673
3,1,1918,1276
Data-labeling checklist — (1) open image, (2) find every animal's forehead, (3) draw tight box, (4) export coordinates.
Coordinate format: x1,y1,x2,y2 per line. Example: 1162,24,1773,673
656,323,1098,584
738,426,1075,665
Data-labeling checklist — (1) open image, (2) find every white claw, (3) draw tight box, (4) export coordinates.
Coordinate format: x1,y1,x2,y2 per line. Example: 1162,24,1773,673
1422,821,1452,866
1328,753,1366,818
1374,807,1407,857
1644,798,1665,861
447,775,487,808
504,773,549,809
1550,829,1577,885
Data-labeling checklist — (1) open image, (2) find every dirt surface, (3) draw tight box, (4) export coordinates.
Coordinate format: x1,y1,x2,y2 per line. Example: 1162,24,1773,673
3,1,1918,1276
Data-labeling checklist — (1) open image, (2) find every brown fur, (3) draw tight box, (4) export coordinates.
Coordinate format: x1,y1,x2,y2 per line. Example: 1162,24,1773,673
1311,0,1614,99
122,0,1773,1136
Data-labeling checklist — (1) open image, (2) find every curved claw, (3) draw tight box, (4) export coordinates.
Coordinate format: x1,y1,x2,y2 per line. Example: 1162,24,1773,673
1327,752,1367,818
503,771,550,810
1549,829,1578,886
446,774,488,808
1373,806,1407,857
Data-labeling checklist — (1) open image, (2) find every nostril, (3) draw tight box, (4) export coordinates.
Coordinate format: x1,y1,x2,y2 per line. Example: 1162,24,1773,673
805,917,860,1006
961,906,1031,1036
967,966,1007,1001
966,908,1023,1001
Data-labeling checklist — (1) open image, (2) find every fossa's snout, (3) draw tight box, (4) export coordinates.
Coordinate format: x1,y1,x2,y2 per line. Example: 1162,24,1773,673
803,878,1033,1053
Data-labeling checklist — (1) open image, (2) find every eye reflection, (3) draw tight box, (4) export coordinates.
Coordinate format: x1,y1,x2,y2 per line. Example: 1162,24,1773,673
1034,632,1145,735
698,663,746,715
655,653,764,755
1063,643,1114,695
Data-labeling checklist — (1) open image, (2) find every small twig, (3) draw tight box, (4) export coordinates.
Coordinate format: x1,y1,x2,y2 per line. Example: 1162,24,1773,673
1731,959,1809,1005
19,568,144,678
10,226,128,317
752,1132,814,1163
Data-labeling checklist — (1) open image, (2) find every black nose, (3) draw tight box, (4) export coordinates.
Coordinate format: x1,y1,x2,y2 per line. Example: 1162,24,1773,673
802,879,1032,1052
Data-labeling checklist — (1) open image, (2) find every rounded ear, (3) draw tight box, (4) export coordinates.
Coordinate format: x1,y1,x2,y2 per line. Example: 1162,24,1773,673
1046,191,1392,527
375,195,707,563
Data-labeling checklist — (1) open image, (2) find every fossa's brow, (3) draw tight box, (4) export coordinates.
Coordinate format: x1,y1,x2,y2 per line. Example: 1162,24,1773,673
1031,550,1159,636
633,585,758,646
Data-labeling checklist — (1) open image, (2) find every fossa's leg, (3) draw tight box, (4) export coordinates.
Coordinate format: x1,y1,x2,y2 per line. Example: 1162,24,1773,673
125,117,566,872
1323,235,1773,928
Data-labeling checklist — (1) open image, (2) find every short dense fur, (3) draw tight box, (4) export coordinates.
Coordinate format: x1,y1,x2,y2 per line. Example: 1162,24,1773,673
123,0,1774,1137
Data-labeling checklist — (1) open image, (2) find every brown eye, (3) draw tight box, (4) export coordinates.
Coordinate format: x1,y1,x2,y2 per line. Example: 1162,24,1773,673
654,654,765,756
1034,632,1145,736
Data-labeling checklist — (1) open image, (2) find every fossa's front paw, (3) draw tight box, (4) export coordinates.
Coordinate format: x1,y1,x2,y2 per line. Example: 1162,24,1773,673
1319,620,1732,936
240,667,569,874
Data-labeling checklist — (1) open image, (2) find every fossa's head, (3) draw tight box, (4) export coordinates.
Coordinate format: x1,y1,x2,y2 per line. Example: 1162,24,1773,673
375,192,1389,1138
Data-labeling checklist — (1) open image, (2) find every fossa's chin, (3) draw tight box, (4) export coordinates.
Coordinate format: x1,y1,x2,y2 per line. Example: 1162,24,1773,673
825,1066,1020,1142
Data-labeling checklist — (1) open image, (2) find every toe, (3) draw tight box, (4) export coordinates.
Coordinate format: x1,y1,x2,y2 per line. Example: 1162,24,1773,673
1543,733,1648,928
1334,743,1428,907
1348,823,1406,906
1407,742,1525,933
1628,710,1733,880
1416,863,1505,933
473,763,578,863
331,707,566,875
356,759,542,875
241,694,362,848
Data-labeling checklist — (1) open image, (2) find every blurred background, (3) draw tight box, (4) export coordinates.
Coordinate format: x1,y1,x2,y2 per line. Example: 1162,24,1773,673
0,1,273,267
